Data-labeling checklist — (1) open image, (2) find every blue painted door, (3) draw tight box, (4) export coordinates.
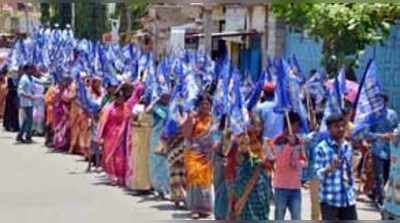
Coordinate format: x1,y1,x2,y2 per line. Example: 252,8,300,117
284,25,400,113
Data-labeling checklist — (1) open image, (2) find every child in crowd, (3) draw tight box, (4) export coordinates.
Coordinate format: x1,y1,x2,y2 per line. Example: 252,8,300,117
269,112,307,220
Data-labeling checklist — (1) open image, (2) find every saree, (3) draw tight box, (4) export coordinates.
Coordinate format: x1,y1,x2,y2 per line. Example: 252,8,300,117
68,83,90,156
96,84,144,186
149,104,170,194
233,156,271,220
184,114,214,214
44,86,56,146
166,132,186,203
228,131,271,220
0,76,7,119
52,86,71,152
213,129,231,220
130,110,152,191
3,76,19,132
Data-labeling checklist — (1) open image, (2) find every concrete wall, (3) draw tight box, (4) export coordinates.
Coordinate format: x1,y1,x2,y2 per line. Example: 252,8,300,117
145,5,201,58
266,13,286,58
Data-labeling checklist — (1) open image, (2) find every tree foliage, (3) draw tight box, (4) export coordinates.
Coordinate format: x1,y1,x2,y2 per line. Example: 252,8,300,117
74,2,108,41
127,0,151,31
40,3,51,25
272,3,400,75
113,0,150,33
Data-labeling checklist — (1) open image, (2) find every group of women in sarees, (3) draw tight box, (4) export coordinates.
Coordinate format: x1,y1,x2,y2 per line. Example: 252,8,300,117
0,65,277,220
149,94,273,220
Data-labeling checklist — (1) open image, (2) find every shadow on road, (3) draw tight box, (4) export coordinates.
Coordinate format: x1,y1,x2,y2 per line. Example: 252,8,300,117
92,175,117,187
150,203,176,211
358,205,379,212
172,213,192,219
68,170,87,175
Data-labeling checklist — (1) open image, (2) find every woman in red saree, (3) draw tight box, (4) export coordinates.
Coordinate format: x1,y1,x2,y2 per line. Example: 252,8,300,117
96,82,144,186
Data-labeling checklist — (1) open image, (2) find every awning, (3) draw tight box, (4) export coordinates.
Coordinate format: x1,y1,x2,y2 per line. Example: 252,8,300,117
185,30,261,39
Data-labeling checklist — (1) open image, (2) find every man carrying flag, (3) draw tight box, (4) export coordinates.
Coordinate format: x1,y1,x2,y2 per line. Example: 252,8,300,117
365,93,398,207
353,61,399,207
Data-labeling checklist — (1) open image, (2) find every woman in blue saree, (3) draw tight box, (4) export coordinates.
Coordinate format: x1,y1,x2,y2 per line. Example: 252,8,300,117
146,93,171,198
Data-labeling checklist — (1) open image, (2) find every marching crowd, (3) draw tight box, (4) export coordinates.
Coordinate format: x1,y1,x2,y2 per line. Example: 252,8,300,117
0,27,399,220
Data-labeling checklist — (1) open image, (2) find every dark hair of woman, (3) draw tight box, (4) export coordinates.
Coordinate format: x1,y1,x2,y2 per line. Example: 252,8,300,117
207,80,218,96
194,93,212,108
218,114,227,131
0,65,8,76
283,111,301,130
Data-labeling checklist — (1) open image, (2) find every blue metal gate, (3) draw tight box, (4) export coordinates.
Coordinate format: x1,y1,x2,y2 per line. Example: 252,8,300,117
284,25,400,113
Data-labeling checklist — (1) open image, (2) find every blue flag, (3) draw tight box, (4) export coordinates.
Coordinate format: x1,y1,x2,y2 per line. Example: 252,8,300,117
305,71,327,105
230,68,249,135
274,58,292,113
291,54,305,83
353,60,386,136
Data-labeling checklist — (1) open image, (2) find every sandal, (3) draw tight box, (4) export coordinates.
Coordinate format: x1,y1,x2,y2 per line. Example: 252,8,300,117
191,213,200,219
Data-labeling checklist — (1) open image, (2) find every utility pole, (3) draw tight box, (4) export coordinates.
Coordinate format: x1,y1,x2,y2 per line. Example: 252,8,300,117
203,5,213,57
126,0,131,35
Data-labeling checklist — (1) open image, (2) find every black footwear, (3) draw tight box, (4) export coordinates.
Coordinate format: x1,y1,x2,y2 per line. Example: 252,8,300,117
16,135,24,143
24,138,33,144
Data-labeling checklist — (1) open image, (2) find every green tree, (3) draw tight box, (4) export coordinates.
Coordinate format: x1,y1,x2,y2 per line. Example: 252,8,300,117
42,0,71,29
74,2,108,40
40,3,51,25
272,3,400,75
128,0,150,31
113,0,150,33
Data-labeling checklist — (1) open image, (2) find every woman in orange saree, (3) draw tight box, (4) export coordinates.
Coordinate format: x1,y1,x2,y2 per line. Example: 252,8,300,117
44,85,56,147
184,95,214,219
96,82,144,186
68,81,91,156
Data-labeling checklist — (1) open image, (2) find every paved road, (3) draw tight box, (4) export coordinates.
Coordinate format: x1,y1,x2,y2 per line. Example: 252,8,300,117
0,129,380,222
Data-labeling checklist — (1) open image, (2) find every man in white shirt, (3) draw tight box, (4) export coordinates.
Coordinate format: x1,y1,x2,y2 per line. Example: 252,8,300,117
16,65,36,143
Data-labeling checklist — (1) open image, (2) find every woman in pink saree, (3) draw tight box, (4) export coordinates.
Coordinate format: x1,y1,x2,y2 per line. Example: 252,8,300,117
52,79,72,152
96,82,144,186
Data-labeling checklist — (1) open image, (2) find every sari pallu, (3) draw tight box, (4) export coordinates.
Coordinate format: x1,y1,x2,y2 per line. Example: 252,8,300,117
165,132,186,204
232,156,271,220
52,86,71,151
228,133,272,221
130,111,152,191
96,84,144,186
184,115,214,214
44,86,56,146
149,104,171,195
68,83,91,156
69,101,90,156
0,76,8,119
213,129,231,220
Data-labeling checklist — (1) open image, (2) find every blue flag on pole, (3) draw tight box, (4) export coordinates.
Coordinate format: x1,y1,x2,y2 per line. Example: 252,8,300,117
352,60,386,136
274,58,292,113
230,68,249,135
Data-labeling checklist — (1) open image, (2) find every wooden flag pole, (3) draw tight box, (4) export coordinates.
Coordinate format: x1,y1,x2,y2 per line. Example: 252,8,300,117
285,110,293,136
306,91,317,130
306,91,312,123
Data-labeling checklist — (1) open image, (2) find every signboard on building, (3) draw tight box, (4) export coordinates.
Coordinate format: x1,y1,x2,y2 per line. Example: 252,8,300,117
252,6,266,33
224,5,246,43
170,28,186,50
